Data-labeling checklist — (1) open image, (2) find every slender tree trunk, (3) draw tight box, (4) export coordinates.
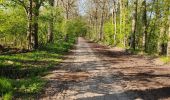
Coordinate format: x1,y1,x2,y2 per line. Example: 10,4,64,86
119,0,122,35
31,1,39,49
167,16,170,56
26,0,40,50
66,10,69,20
155,0,161,53
113,1,117,46
27,0,33,50
95,7,98,40
122,1,126,47
47,0,54,43
47,20,54,43
99,6,105,41
32,12,39,49
66,0,69,19
131,0,138,50
142,0,147,52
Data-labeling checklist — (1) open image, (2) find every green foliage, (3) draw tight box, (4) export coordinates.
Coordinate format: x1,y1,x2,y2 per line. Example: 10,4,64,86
3,92,12,100
0,78,12,94
14,77,45,94
0,39,75,99
0,77,12,100
64,18,88,39
86,0,170,55
39,6,65,44
103,19,114,45
0,5,27,48
0,0,83,99
160,56,170,64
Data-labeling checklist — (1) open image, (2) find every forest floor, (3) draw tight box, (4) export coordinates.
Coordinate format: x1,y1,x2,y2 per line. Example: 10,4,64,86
40,37,170,100
0,41,75,99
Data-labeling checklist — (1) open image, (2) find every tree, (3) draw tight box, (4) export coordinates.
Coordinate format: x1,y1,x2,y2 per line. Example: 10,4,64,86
47,0,54,43
60,0,77,19
112,0,117,45
142,0,147,52
12,0,44,50
167,16,170,56
99,0,107,41
81,0,169,55
131,0,138,50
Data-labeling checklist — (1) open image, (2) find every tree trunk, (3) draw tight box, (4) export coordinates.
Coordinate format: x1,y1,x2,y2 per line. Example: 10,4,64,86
47,0,54,43
26,0,40,50
155,0,161,53
95,7,98,40
32,14,39,49
47,21,54,43
31,1,39,49
122,1,126,47
113,1,117,46
142,0,147,52
99,8,104,41
27,0,33,50
119,0,122,35
66,0,69,19
131,0,138,50
167,16,170,56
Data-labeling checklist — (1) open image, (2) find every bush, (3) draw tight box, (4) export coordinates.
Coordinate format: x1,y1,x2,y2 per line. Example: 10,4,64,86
0,78,12,94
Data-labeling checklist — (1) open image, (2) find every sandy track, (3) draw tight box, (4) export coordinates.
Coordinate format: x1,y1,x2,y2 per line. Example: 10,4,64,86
40,37,170,100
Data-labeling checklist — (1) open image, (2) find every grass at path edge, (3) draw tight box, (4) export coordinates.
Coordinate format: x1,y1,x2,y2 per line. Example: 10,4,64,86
0,40,75,99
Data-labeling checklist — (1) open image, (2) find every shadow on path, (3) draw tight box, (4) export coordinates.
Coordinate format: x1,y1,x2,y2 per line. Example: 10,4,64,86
77,86,170,100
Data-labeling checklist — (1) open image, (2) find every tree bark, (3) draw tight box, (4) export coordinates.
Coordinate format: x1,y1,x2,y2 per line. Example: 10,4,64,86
95,5,98,39
47,0,54,43
167,16,170,56
27,0,33,50
99,5,105,41
26,0,41,50
32,11,39,49
155,0,161,53
112,0,117,46
131,0,138,50
142,0,147,52
119,0,122,35
31,1,39,49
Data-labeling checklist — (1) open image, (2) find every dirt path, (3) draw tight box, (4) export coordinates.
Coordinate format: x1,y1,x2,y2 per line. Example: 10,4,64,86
40,37,170,100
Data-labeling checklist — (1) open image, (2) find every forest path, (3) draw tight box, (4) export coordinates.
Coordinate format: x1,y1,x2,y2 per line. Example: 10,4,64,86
40,37,170,100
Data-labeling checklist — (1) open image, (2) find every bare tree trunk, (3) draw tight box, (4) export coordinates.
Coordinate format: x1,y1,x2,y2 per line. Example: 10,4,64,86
122,1,126,47
99,6,105,41
27,0,41,50
47,0,54,43
167,16,170,56
31,1,39,49
119,0,122,35
32,16,39,49
66,9,69,19
47,21,54,43
131,0,138,50
113,0,117,45
27,0,33,50
142,0,147,52
95,6,98,40
155,0,161,53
